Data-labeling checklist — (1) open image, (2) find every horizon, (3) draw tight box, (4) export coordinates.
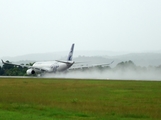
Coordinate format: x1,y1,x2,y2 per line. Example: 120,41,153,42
1,49,161,58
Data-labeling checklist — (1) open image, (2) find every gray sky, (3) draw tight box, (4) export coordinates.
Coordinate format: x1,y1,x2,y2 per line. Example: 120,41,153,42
0,0,161,57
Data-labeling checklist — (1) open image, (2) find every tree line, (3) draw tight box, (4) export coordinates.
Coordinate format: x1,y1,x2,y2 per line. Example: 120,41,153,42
0,62,28,76
0,60,161,76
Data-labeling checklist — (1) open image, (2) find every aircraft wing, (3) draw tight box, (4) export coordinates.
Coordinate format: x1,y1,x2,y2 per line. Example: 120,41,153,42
1,59,49,72
69,61,114,70
1,59,31,68
90,61,114,67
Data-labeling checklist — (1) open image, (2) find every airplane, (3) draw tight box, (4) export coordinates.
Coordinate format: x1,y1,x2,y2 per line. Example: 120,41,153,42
2,44,75,76
1,43,114,76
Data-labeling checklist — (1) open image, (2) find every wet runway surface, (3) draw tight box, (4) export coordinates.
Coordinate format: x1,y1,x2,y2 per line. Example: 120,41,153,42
0,76,161,81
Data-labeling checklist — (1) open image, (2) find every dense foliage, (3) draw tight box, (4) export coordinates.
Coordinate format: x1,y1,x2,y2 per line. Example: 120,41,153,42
0,62,27,76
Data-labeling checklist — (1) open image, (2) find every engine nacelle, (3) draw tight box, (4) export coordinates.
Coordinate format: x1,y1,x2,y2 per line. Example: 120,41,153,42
26,69,36,75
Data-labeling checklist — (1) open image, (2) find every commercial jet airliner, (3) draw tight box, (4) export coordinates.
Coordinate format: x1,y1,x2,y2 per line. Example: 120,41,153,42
1,43,113,76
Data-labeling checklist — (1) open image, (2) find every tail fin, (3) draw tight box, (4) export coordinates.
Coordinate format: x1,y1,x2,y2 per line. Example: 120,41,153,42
67,43,75,61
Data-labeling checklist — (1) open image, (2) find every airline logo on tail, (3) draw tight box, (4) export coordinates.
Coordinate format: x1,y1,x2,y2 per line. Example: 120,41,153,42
67,43,75,61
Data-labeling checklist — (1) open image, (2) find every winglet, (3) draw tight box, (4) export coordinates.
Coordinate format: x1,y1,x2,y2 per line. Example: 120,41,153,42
110,61,114,64
67,43,75,61
1,59,5,64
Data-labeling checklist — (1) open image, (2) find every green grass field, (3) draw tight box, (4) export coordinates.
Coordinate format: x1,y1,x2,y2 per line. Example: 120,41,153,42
0,78,161,120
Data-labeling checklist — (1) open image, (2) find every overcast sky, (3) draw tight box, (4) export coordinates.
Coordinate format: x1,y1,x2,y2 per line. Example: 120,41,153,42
0,0,161,57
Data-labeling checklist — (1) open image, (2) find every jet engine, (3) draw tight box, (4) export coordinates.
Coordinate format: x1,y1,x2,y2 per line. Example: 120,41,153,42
26,69,35,75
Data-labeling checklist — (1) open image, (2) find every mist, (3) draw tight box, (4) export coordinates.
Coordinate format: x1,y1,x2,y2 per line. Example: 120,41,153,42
43,68,161,81
43,61,161,81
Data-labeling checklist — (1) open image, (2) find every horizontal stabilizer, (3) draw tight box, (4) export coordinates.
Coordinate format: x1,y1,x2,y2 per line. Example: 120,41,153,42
55,60,74,64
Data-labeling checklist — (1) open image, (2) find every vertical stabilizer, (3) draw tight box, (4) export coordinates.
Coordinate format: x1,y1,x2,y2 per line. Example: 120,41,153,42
67,43,75,61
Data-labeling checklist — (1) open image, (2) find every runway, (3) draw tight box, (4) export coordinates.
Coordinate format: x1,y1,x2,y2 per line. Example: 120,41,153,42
0,76,161,81
0,75,109,80
0,76,33,78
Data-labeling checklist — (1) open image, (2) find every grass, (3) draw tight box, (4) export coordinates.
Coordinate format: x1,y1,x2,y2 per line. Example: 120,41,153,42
0,78,161,120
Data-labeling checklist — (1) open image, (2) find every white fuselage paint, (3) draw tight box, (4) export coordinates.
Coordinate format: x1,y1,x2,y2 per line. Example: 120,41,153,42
32,61,72,73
